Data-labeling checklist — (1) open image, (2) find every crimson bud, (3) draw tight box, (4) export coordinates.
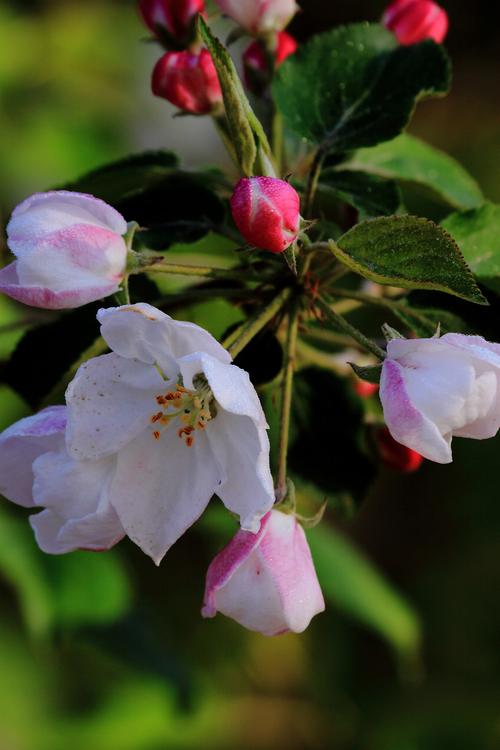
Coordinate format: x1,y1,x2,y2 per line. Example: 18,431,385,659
152,49,223,115
383,0,448,45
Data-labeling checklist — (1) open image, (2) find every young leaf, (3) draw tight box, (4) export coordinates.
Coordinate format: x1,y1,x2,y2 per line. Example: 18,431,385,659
273,23,450,152
330,216,488,305
441,203,500,294
198,16,274,176
345,134,483,210
319,168,402,218
308,524,421,659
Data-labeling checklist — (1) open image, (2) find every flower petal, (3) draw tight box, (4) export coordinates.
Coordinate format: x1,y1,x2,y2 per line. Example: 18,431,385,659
206,409,274,532
0,407,66,507
109,427,221,564
202,514,270,618
7,190,127,256
31,449,123,554
0,260,120,310
97,304,231,372
66,353,166,461
380,358,452,463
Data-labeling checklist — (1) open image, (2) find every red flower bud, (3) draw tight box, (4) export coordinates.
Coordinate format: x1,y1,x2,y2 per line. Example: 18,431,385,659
230,177,301,254
152,49,223,115
354,380,379,399
383,0,448,45
243,31,298,93
139,0,205,43
376,426,424,473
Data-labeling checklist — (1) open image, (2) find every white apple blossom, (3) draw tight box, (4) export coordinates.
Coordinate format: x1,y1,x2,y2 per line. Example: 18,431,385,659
380,333,500,463
214,0,299,35
64,303,275,564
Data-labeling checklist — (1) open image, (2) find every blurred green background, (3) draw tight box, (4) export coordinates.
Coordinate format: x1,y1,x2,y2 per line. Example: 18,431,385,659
1,1,500,748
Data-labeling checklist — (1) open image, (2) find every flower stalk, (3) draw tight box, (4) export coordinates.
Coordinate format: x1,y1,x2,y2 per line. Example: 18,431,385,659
316,296,387,360
276,298,299,502
225,287,293,358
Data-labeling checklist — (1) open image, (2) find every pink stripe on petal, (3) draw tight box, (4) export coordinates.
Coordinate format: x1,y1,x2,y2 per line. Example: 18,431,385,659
202,513,270,617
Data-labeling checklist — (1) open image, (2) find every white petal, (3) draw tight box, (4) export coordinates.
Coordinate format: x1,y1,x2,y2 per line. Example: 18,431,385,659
380,359,452,463
31,449,123,554
206,410,274,532
0,407,66,507
179,353,266,426
66,353,166,461
109,427,221,564
97,304,231,372
7,191,127,256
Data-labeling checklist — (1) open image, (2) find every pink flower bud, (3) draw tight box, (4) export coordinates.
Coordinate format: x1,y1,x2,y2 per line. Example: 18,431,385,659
139,0,205,43
375,426,424,472
214,0,299,35
0,191,128,310
383,0,448,45
202,510,325,635
243,31,297,93
230,177,301,253
152,49,223,115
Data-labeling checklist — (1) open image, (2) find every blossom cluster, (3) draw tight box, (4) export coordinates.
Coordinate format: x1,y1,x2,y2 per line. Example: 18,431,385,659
0,0,490,642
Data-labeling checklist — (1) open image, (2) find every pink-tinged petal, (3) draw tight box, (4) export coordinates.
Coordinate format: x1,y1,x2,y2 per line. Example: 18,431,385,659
7,191,127,255
109,427,221,564
0,260,120,310
0,407,66,507
441,333,500,368
202,513,271,617
152,49,222,116
15,225,127,290
203,511,325,635
66,353,166,461
206,409,274,532
214,0,298,34
31,449,124,554
97,304,231,373
380,358,452,463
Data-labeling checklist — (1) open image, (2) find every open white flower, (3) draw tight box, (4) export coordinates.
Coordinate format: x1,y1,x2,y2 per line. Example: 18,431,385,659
65,303,275,564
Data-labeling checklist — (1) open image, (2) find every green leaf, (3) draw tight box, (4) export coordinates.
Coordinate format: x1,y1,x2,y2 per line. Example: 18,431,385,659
273,23,450,151
319,168,402,218
331,215,487,305
198,16,274,176
308,523,421,659
45,551,131,628
345,134,483,210
0,508,53,637
441,203,500,293
349,362,382,384
63,150,179,204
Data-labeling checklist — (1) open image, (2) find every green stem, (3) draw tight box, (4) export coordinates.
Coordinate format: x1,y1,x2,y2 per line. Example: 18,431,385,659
271,109,284,176
225,287,292,358
114,276,130,305
316,296,386,360
276,300,299,502
303,145,327,218
329,287,438,329
133,260,258,281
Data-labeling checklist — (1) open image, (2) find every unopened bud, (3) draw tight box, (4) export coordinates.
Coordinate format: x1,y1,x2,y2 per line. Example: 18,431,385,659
376,426,424,473
230,177,301,253
214,0,299,35
139,0,204,45
383,0,448,45
243,31,297,94
152,49,223,115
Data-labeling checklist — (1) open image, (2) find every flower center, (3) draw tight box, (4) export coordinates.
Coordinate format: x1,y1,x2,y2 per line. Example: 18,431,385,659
150,376,215,447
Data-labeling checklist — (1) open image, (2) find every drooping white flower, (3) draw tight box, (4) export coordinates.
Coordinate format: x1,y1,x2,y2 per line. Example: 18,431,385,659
0,191,128,309
0,407,124,553
202,509,325,635
65,303,275,564
380,333,500,463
